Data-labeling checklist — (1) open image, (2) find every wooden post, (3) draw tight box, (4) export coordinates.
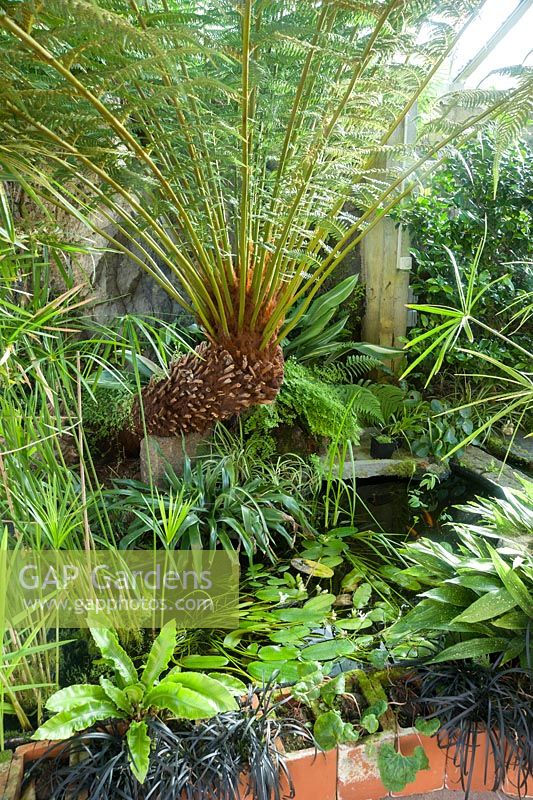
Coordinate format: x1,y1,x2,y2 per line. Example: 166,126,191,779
360,114,415,354
361,218,411,348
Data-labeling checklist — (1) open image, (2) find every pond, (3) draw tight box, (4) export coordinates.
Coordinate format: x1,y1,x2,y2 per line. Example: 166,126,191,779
355,472,497,542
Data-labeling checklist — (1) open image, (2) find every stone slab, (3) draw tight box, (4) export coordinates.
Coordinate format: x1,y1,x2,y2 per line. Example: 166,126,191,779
454,446,529,495
328,430,450,482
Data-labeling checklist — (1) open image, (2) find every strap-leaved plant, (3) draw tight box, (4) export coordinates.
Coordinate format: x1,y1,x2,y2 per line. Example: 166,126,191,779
33,621,237,784
0,1,530,435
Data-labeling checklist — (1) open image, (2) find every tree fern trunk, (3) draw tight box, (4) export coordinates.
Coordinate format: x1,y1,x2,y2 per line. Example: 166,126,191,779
132,339,284,437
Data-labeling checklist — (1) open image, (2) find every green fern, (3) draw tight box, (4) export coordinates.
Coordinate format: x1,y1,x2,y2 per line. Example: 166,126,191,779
315,354,384,383
335,385,384,426
369,385,406,424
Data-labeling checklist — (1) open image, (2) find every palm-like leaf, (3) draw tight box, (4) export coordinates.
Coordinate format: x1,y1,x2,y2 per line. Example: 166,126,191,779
0,1,529,433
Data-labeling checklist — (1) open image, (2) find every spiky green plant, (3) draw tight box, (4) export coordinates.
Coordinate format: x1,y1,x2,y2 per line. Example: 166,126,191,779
0,0,530,435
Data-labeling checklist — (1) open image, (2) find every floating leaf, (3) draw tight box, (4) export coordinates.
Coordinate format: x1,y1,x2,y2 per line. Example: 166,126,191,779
291,558,334,578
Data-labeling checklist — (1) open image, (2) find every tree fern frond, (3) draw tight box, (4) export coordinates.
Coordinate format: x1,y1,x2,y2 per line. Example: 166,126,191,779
0,0,526,353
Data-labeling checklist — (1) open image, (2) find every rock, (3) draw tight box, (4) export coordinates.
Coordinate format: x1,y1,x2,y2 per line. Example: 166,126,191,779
140,431,210,486
325,429,450,482
454,446,530,496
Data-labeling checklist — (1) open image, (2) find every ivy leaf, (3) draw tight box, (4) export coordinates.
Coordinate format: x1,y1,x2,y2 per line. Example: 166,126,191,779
320,672,345,705
313,710,345,750
377,743,429,792
342,722,360,743
361,713,379,734
415,717,440,736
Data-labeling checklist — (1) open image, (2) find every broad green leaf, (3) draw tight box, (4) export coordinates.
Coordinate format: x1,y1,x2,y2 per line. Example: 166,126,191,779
34,700,122,740
46,685,111,713
151,673,237,718
451,588,516,624
247,660,318,684
300,638,355,661
290,558,334,578
90,627,137,686
127,720,151,784
124,683,145,706
421,585,474,606
492,609,529,630
207,673,247,696
178,655,229,670
341,567,365,591
269,625,311,644
141,620,177,687
353,583,372,609
429,637,510,663
378,743,429,792
387,601,460,638
303,594,336,612
487,545,533,617
99,677,134,714
334,618,371,632
313,710,345,750
144,680,214,719
258,645,299,661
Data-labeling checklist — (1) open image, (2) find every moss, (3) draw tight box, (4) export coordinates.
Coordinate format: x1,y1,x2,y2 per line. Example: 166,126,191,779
382,459,417,478
83,386,135,442
244,361,362,457
0,750,11,764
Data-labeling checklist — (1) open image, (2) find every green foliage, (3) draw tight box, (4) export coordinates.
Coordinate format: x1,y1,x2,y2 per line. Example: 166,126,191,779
402,236,532,455
244,360,402,455
387,481,533,666
283,275,361,363
404,395,475,459
398,133,532,384
292,668,389,750
378,742,429,792
109,452,314,562
34,620,237,785
1,2,528,352
82,386,134,443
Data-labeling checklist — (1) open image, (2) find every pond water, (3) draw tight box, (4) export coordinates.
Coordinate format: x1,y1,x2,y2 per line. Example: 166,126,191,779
355,471,495,541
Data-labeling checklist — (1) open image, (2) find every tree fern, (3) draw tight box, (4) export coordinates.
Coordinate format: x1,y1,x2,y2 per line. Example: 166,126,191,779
0,0,529,434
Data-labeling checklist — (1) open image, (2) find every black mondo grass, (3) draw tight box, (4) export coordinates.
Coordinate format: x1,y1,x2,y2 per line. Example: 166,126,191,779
24,687,315,800
404,662,533,798
24,722,145,800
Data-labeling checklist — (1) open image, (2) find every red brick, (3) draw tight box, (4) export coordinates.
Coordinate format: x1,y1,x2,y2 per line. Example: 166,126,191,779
281,747,337,800
444,732,497,792
337,735,393,800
